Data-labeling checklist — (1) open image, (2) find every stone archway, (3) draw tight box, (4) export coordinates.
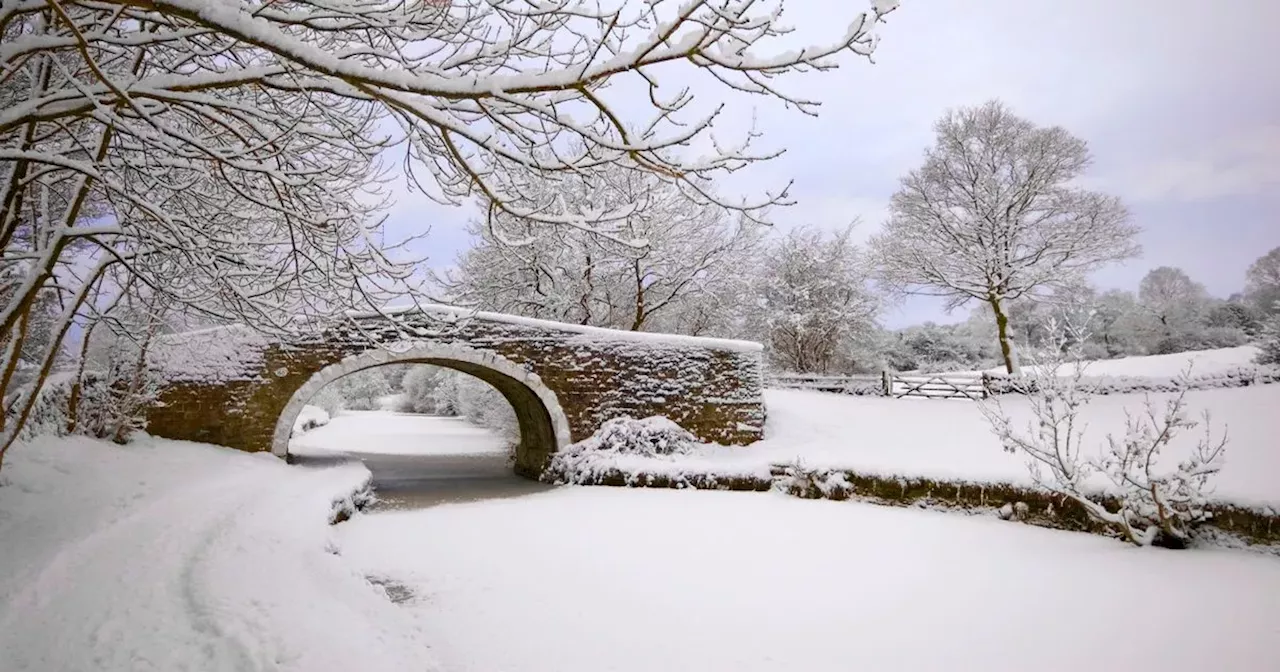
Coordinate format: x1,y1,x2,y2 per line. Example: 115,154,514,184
146,305,765,478
273,344,572,477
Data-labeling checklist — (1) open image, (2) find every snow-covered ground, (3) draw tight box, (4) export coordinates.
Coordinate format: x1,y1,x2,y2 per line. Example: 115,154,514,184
585,385,1280,506
4,394,1278,671
338,486,1280,672
980,344,1261,377
0,436,437,671
290,412,508,457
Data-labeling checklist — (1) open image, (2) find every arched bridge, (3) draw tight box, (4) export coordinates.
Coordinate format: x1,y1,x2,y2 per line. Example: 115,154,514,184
145,306,765,477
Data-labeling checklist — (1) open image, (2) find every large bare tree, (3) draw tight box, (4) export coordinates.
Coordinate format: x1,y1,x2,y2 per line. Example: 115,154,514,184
870,100,1139,374
0,0,900,464
439,164,764,334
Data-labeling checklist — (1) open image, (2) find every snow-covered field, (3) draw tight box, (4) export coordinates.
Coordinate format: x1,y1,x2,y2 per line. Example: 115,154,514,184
980,344,1261,377
290,412,508,457
338,487,1280,672
585,385,1280,506
0,436,436,671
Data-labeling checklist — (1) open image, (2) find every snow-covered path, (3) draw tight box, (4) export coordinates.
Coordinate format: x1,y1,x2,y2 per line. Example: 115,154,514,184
0,437,438,672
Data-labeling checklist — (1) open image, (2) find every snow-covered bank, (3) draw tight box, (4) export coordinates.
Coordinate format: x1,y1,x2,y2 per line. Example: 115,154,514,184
984,344,1261,377
555,386,1280,507
0,436,437,672
290,412,509,457
338,487,1280,672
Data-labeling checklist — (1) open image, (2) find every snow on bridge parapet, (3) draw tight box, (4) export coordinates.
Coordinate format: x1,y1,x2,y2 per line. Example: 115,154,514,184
144,306,766,475
347,303,764,354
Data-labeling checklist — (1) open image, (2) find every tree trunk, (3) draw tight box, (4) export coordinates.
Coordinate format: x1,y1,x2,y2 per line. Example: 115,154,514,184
629,260,646,331
990,296,1020,375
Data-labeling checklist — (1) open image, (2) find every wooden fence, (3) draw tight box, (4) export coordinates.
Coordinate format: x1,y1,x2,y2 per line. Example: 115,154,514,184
767,371,991,400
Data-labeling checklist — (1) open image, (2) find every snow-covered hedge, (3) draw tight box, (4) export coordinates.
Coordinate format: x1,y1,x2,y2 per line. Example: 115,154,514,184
983,365,1280,397
542,416,701,485
9,370,151,443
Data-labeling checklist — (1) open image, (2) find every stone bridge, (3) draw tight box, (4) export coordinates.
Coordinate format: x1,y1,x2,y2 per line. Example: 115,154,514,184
145,306,765,477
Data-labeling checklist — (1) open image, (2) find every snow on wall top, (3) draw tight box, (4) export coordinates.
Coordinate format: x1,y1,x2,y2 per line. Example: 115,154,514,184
350,303,765,354
150,304,763,383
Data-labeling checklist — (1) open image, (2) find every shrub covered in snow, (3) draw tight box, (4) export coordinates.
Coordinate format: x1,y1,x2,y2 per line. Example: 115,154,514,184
541,416,702,484
573,416,698,456
11,365,159,445
980,328,1230,548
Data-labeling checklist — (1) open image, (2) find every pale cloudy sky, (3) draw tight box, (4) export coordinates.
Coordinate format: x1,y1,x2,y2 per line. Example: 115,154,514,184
382,0,1280,328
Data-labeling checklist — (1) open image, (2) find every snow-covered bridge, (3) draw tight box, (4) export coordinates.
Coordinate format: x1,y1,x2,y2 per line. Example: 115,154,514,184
145,306,765,477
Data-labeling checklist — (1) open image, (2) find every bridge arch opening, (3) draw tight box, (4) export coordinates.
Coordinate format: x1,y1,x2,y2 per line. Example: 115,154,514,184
272,344,572,478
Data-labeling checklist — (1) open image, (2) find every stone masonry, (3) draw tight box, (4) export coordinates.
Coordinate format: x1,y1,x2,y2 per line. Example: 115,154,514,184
145,306,765,477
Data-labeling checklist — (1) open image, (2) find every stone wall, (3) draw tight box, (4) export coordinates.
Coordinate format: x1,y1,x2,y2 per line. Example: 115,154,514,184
145,308,765,476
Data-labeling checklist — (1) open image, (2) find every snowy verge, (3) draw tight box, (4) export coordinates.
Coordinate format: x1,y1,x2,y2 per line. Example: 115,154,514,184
0,436,437,671
543,453,1280,550
292,404,331,435
541,389,1280,549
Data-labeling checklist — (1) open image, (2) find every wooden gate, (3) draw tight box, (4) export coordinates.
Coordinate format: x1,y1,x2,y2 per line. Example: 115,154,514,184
888,373,987,400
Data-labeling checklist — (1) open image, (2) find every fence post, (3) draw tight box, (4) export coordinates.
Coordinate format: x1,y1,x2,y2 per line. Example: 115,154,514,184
881,370,892,397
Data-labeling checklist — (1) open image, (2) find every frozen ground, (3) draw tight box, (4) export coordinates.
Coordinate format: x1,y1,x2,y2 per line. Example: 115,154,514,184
0,436,437,672
338,486,1280,672
290,412,508,457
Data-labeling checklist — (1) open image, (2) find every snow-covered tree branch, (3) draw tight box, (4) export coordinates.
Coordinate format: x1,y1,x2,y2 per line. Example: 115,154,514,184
0,0,900,465
752,225,879,373
439,163,765,334
980,321,1228,548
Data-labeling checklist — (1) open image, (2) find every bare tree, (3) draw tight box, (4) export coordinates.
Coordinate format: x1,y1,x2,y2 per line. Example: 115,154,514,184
1256,308,1280,366
753,225,879,373
870,100,1139,374
1244,247,1280,316
0,0,900,465
440,164,765,334
1136,266,1210,348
